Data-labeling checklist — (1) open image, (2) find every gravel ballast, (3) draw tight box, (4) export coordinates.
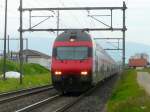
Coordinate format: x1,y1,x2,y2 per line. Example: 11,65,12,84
0,89,57,112
66,74,119,112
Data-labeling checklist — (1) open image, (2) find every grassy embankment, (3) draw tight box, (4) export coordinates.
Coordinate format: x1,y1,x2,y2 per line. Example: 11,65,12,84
0,59,51,93
142,68,150,73
107,69,150,112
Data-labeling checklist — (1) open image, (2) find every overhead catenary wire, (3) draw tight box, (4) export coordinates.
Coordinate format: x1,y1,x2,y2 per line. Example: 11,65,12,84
58,0,85,28
17,1,127,69
72,0,93,28
57,0,71,28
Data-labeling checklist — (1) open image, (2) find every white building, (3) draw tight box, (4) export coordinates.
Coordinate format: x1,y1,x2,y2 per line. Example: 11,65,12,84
10,49,51,69
23,49,51,69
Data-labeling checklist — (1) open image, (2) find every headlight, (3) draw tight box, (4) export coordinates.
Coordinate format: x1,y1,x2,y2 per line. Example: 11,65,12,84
70,38,76,42
54,71,62,76
81,71,88,76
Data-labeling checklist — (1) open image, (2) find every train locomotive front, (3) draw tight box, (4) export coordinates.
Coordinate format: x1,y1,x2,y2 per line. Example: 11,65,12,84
51,30,93,93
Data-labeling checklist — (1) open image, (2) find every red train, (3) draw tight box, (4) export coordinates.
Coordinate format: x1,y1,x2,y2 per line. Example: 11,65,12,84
51,30,118,93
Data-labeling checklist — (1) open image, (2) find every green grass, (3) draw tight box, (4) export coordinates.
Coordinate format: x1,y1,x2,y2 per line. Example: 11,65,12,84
107,69,150,112
23,63,49,75
0,73,51,93
0,59,49,75
0,59,18,74
0,59,51,93
142,67,150,73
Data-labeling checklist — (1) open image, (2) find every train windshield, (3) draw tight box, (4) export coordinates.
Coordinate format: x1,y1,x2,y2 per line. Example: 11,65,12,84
56,47,88,60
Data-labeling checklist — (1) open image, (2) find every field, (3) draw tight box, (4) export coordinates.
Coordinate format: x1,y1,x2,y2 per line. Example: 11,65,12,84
0,59,51,93
107,69,150,112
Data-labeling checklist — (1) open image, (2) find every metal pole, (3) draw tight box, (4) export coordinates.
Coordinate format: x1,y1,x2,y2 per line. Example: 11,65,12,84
21,28,124,32
118,39,120,50
29,11,31,29
18,3,126,68
57,10,60,36
22,7,125,11
3,0,8,80
26,38,28,49
111,9,112,28
19,0,23,84
122,2,126,68
7,35,10,57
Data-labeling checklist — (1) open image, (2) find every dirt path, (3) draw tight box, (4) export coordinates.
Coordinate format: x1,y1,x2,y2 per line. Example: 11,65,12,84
137,72,150,95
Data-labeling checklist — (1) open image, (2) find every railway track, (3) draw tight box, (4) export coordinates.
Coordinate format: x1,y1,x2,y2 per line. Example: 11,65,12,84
15,85,98,112
54,86,98,112
0,85,52,98
0,85,57,112
0,85,53,104
0,75,117,112
15,94,61,112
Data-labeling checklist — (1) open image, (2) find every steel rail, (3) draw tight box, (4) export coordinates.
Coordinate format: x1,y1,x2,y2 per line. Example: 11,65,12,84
14,81,107,112
15,94,61,112
0,85,52,98
0,85,53,104
55,75,118,112
16,85,98,112
53,86,97,112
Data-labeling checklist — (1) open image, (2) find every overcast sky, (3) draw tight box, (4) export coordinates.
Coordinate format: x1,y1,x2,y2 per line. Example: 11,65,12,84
0,0,150,59
0,0,150,43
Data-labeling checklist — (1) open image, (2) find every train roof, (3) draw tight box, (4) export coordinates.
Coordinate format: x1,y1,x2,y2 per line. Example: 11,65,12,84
55,30,92,41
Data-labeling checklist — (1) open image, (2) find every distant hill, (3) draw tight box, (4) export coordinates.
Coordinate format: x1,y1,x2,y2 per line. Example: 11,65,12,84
1,37,150,63
26,38,150,62
99,41,150,63
126,42,150,62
